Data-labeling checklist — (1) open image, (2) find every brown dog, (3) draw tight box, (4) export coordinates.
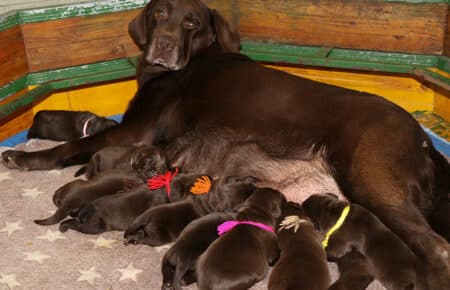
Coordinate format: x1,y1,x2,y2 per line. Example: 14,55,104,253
269,202,330,290
74,145,169,179
2,1,449,286
302,194,419,290
161,212,235,290
329,251,375,290
59,184,169,234
27,110,117,141
123,176,257,246
35,171,141,226
196,188,285,290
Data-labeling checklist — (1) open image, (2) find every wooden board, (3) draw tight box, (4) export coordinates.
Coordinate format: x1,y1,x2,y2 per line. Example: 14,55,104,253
233,0,447,55
0,26,28,87
21,10,141,72
444,5,450,56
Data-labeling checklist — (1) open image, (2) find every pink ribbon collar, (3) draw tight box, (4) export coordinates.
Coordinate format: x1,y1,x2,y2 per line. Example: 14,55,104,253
217,220,275,236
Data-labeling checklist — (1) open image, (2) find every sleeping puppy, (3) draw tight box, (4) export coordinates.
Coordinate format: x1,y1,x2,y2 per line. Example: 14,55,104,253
75,145,169,180
161,212,235,290
268,201,330,290
196,188,286,290
59,184,169,234
302,194,419,290
124,176,257,246
34,171,140,226
27,110,117,141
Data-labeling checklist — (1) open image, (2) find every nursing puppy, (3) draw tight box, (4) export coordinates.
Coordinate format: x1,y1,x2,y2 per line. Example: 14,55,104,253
75,145,169,180
161,212,235,290
124,176,257,246
27,110,117,141
196,188,286,290
302,194,419,290
35,171,140,225
269,201,330,290
59,184,169,234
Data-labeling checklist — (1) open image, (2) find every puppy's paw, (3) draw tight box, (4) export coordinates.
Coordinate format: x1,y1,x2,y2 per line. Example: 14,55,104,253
1,150,29,170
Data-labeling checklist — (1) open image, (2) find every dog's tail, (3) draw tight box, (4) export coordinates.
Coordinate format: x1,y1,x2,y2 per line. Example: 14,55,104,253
429,148,450,241
34,204,72,225
74,166,87,177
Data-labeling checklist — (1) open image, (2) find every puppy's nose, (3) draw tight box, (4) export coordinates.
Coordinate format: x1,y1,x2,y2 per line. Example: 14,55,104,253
156,35,176,52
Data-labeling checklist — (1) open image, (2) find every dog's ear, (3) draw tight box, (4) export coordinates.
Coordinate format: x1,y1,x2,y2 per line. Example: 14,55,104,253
209,9,240,53
129,2,155,50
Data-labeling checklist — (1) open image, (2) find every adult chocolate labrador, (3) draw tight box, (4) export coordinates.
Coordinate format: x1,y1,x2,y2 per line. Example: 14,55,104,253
2,0,449,287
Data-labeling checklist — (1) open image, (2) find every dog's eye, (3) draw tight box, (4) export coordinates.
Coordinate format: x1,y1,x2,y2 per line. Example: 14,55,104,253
155,9,168,20
183,20,198,30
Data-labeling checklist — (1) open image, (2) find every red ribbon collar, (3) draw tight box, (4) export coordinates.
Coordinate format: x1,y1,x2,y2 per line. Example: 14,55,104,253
147,167,179,200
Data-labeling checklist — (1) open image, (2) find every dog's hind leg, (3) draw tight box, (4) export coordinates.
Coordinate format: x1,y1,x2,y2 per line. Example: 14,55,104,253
343,123,450,290
59,219,79,232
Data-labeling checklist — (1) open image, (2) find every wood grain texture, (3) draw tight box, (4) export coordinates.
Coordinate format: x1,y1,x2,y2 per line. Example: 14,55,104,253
0,26,28,87
21,10,141,72
234,0,447,55
444,5,450,56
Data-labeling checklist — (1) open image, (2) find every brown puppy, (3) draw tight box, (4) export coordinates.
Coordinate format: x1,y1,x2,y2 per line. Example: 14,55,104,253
196,188,286,290
75,145,169,179
302,194,419,290
269,202,330,290
161,212,235,290
3,1,449,286
59,184,169,234
124,176,256,246
27,110,117,141
35,171,141,226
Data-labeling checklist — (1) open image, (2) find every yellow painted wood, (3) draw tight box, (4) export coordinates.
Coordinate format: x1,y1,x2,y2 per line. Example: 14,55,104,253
267,65,435,113
30,79,137,117
434,90,450,122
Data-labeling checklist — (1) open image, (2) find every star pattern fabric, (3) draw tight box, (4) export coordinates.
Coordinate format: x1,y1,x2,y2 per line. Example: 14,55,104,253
117,262,143,282
0,139,386,290
0,221,23,237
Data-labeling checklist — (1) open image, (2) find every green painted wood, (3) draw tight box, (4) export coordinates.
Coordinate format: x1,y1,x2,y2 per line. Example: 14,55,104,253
0,0,448,32
0,66,136,119
0,76,27,102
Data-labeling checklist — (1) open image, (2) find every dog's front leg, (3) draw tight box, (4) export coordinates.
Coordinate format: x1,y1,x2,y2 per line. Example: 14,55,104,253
1,122,153,170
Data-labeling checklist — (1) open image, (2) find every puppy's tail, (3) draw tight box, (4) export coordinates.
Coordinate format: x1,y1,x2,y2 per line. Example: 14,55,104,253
74,166,87,177
34,205,71,225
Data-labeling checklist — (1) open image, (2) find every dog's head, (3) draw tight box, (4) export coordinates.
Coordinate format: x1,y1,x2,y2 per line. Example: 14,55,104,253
237,187,287,225
130,145,170,180
129,0,240,71
302,193,347,231
86,117,118,136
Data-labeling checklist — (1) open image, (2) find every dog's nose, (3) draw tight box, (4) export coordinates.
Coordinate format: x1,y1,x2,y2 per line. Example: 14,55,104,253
156,35,176,52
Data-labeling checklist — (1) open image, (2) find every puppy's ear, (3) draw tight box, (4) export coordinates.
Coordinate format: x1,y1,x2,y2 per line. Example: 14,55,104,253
129,2,155,50
209,9,240,53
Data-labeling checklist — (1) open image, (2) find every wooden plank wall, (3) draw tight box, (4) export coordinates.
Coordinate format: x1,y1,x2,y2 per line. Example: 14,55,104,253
21,10,141,72
230,0,447,55
444,5,450,56
13,0,449,73
0,26,28,87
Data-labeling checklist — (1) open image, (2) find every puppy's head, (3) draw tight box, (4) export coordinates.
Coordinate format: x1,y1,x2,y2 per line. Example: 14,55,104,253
207,175,257,212
124,213,171,247
238,187,287,225
302,193,346,231
128,0,240,71
131,146,170,180
86,117,118,135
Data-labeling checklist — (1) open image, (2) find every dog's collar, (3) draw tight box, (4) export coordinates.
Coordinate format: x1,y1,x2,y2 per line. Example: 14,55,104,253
147,168,179,200
322,205,350,248
189,175,211,195
278,215,310,233
82,116,96,138
217,220,275,236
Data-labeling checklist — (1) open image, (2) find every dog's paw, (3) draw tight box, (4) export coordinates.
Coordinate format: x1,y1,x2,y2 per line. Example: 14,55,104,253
1,150,29,170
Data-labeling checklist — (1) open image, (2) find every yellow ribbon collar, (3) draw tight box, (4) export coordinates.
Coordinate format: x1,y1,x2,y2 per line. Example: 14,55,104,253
322,205,350,248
